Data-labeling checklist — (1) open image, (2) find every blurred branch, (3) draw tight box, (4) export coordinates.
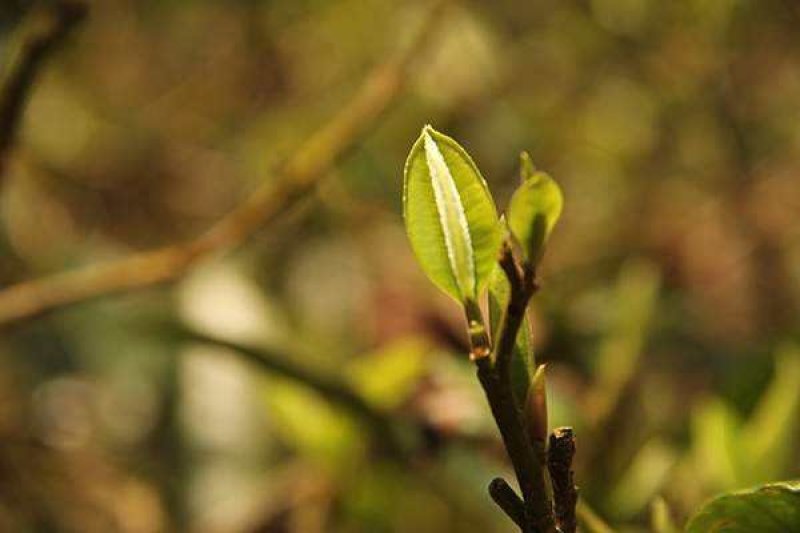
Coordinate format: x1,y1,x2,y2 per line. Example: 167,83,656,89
0,1,87,181
183,329,411,460
0,0,447,328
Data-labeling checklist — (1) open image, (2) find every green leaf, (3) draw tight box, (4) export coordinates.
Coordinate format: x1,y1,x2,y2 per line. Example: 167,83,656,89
506,153,563,265
403,125,502,303
262,379,362,465
348,338,430,410
488,264,534,406
685,482,800,533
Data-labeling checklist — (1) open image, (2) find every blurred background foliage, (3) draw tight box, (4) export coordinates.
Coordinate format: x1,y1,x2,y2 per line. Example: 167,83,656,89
1,0,799,531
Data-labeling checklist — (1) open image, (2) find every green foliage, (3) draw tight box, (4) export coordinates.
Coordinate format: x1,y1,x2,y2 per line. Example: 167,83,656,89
506,153,563,266
263,378,363,466
405,129,565,530
685,482,800,533
348,338,430,410
688,345,800,491
403,125,502,304
740,345,800,482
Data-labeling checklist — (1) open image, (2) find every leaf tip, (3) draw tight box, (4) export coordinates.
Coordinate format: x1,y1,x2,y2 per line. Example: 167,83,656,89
519,151,536,182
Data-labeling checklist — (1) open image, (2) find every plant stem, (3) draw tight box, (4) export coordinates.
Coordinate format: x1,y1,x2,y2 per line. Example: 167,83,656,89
477,360,554,532
471,245,556,532
493,247,532,376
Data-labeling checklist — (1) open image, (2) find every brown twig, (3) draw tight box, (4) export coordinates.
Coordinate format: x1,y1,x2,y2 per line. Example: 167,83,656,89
0,0,447,328
0,1,87,181
548,427,578,533
489,477,526,529
473,244,556,533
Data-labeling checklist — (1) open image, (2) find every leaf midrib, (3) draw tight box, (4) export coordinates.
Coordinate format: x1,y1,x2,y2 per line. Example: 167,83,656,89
423,129,476,300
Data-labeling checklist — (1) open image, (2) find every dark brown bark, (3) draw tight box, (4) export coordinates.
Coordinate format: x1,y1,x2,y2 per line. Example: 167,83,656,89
548,427,578,533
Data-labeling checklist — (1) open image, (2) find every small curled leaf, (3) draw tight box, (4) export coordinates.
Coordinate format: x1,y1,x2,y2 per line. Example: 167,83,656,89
403,125,502,303
507,153,563,266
